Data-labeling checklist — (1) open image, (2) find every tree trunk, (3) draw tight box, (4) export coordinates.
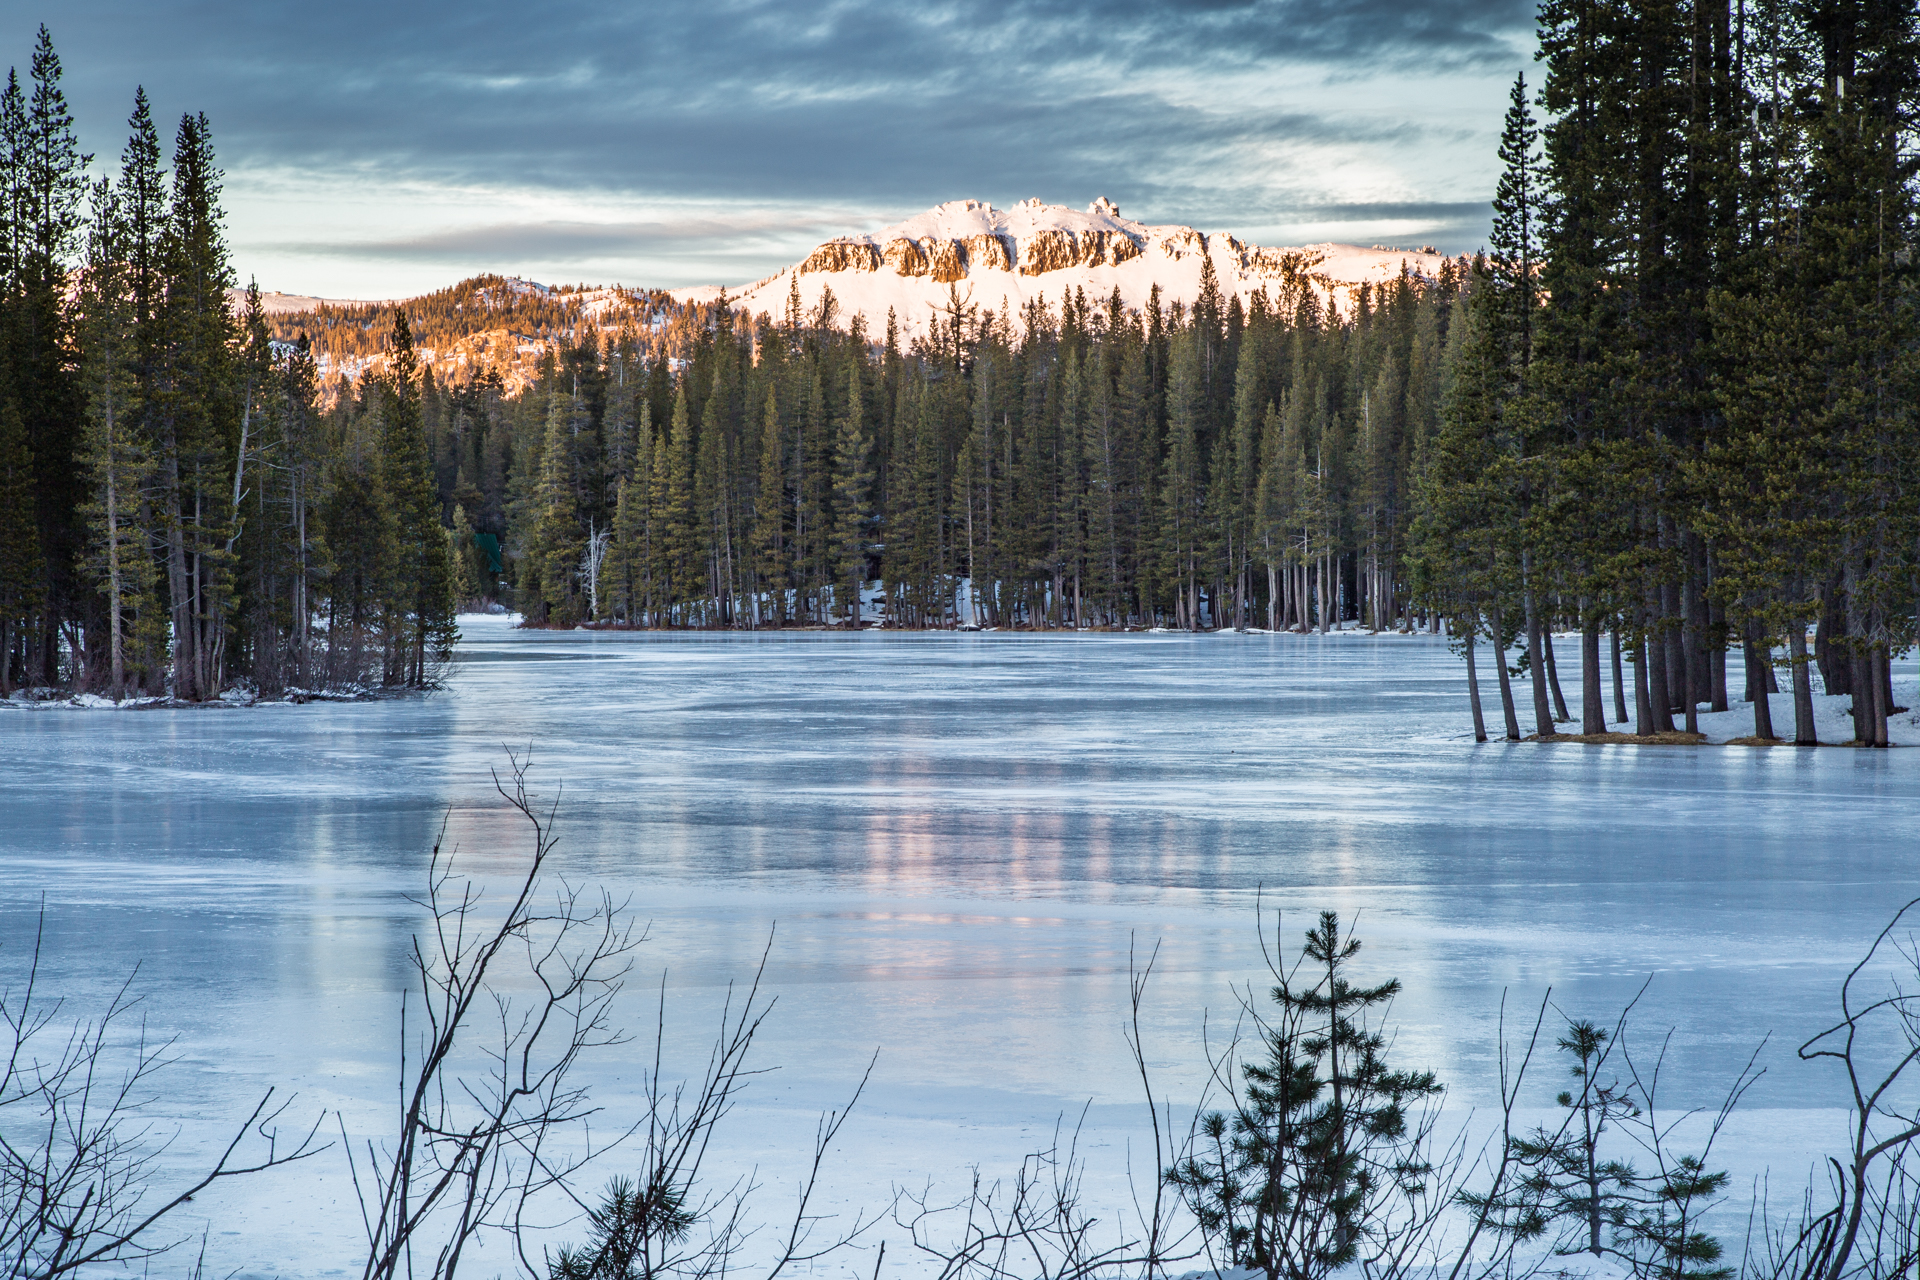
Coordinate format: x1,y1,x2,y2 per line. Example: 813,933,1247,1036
1789,625,1818,745
1875,644,1892,748
1848,647,1874,745
1610,627,1628,723
1816,585,1848,696
1317,555,1329,634
1524,598,1553,737
1635,633,1655,737
1708,602,1728,712
1740,624,1758,702
1580,617,1604,735
104,470,125,701
1492,602,1521,741
1683,535,1712,712
1544,627,1570,723
1465,623,1488,743
1744,633,1775,740
165,448,196,700
1646,592,1675,733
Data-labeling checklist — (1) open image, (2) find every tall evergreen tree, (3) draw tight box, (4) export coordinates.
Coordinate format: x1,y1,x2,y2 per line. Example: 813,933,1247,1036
379,310,456,682
76,173,148,699
6,27,89,685
830,362,872,626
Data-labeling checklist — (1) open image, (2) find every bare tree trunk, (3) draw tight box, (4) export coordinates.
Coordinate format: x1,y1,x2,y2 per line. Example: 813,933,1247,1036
1789,625,1818,745
1465,624,1488,743
1492,602,1521,741
1874,643,1892,747
1848,646,1875,745
1634,633,1655,736
1610,627,1628,723
1646,590,1675,733
1744,631,1776,740
1544,627,1570,723
1523,585,1553,737
1580,616,1604,735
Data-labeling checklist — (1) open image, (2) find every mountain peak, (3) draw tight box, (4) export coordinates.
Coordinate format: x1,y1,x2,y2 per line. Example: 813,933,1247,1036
674,199,1457,340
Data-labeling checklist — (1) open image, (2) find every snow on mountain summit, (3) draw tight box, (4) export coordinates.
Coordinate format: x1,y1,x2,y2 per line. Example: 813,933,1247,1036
875,196,1138,243
674,199,1456,340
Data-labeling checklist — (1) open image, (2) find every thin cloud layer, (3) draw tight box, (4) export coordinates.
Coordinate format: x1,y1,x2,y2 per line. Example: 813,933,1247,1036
42,0,1532,295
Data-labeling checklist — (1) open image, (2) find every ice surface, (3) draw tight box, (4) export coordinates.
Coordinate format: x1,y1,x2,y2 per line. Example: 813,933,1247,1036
2,619,1916,1277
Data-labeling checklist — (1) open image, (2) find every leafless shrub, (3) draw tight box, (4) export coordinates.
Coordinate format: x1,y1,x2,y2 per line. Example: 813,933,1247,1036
897,1113,1157,1280
1746,897,1920,1280
0,908,323,1279
538,942,881,1280
899,939,1202,1280
347,748,879,1280
348,749,645,1280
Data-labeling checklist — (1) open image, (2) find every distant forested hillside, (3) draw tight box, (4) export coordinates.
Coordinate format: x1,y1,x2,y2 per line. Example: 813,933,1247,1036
265,276,699,392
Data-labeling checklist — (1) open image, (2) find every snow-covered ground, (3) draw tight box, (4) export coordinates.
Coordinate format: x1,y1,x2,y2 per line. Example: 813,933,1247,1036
1694,689,1920,744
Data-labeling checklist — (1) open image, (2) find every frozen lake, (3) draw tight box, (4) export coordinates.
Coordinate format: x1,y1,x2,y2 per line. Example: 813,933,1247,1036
3,615,1917,1277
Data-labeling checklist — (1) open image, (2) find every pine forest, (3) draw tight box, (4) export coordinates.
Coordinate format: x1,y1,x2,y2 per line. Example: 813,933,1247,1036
0,1,1914,750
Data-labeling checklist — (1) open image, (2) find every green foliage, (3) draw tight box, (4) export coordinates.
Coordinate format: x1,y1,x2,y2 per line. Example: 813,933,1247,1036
547,1175,697,1280
1468,1015,1741,1280
1167,911,1442,1280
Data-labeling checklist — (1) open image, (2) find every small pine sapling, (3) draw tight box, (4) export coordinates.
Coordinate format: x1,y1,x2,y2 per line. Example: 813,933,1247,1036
1168,910,1443,1280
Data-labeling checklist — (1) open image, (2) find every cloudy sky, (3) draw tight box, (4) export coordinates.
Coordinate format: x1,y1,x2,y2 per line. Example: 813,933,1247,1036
34,0,1536,299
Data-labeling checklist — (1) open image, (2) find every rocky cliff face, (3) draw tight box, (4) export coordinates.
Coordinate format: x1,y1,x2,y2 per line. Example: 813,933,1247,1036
965,233,1013,272
792,200,1325,288
809,232,1016,283
1016,228,1141,275
799,241,883,273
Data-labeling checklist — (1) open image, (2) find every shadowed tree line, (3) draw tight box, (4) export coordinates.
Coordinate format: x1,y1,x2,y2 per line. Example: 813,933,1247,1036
1410,0,1918,748
0,26,455,700
7,0,1913,735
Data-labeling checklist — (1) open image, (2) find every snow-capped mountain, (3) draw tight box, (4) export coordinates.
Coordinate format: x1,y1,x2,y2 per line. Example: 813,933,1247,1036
674,198,1455,340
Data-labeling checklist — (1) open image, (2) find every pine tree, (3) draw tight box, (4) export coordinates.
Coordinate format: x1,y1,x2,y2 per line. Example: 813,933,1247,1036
449,502,480,609
76,173,149,699
320,399,397,687
1168,912,1442,1280
152,111,236,700
277,335,321,687
5,27,89,687
830,362,873,627
1160,329,1205,628
0,398,40,694
661,386,695,623
752,386,786,625
528,387,583,625
378,311,456,680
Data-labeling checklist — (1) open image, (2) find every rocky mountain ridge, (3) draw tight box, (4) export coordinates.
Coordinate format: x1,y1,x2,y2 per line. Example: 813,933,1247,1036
674,198,1457,339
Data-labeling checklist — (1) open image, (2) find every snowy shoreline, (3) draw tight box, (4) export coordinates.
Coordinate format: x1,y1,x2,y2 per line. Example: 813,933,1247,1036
1528,688,1920,748
0,684,405,711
